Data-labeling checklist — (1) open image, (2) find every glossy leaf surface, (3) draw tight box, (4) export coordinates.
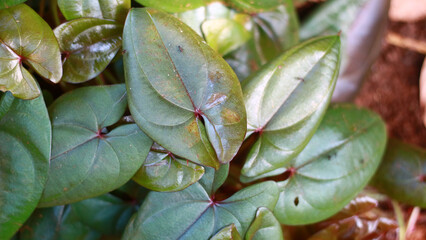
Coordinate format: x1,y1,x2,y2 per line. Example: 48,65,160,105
135,0,206,12
39,85,152,207
123,8,246,169
372,139,426,207
202,16,251,56
0,4,62,99
0,92,51,239
54,18,123,83
58,0,130,22
300,0,389,102
210,224,242,240
133,143,205,192
274,104,387,225
0,0,26,9
245,207,283,240
226,0,283,13
240,36,341,181
123,165,279,239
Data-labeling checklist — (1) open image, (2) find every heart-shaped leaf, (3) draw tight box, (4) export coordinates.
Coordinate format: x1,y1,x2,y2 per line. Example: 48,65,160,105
72,194,136,235
122,164,279,239
19,205,101,240
132,143,205,192
300,0,389,102
240,36,341,182
372,139,426,208
58,0,130,22
0,4,62,99
135,0,206,13
226,0,283,13
0,0,26,9
210,224,242,240
39,85,153,207
273,104,387,225
54,18,123,83
245,207,283,240
123,8,247,169
202,15,252,56
0,92,51,239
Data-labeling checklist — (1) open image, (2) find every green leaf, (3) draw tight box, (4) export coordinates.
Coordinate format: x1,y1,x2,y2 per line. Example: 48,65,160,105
225,1,299,81
226,0,283,13
0,0,26,9
300,0,389,102
132,143,205,192
122,165,279,239
0,92,51,239
123,8,246,169
253,1,299,59
202,15,252,56
58,0,130,22
273,104,387,225
372,139,426,208
210,224,242,240
240,36,341,182
39,85,153,207
54,18,123,83
135,0,206,13
0,4,62,99
19,205,101,240
300,0,369,40
0,90,13,118
72,194,136,235
245,207,283,240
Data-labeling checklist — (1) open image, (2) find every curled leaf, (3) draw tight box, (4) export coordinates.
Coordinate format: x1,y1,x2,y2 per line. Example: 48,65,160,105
245,207,283,240
133,143,205,192
0,4,62,99
210,224,242,240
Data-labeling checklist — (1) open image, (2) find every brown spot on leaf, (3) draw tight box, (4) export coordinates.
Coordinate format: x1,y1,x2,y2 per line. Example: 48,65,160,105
221,108,241,123
208,71,223,82
186,119,200,136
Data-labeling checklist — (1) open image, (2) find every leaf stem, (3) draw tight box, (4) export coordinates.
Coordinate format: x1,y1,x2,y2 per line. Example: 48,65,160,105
406,207,420,238
102,69,120,84
387,32,426,55
38,0,46,17
50,0,60,27
391,200,406,240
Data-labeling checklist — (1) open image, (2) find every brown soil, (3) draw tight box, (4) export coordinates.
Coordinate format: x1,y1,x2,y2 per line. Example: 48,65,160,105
355,19,426,148
355,19,426,240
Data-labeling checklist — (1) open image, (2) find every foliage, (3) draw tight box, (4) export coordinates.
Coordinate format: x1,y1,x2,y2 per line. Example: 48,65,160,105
0,0,422,240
